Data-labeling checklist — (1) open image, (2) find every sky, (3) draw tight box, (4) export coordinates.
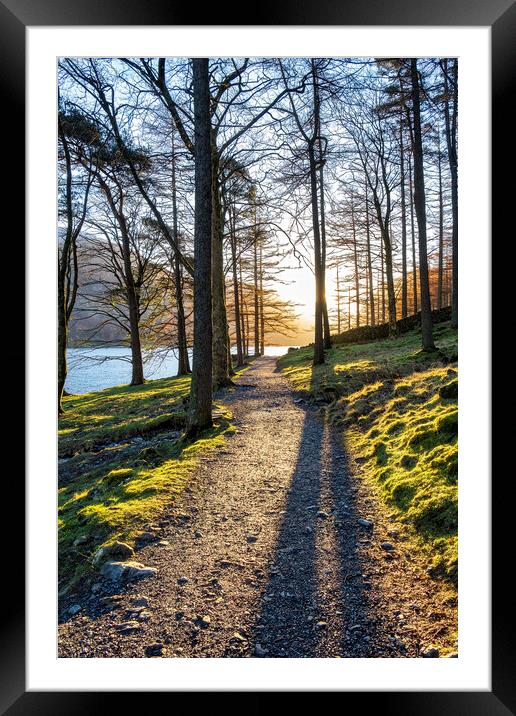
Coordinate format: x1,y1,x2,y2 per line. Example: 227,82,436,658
273,261,315,344
272,261,342,345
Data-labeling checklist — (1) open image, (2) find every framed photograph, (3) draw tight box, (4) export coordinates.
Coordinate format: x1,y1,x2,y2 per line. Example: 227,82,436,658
2,0,508,709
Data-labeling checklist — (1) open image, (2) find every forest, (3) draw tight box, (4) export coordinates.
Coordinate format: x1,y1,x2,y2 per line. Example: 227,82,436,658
58,57,458,659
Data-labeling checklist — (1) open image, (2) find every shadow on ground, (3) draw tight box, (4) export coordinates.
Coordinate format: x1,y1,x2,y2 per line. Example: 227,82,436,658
249,407,385,658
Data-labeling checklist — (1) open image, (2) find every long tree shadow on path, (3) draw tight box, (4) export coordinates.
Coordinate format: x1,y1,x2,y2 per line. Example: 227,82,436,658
250,406,378,658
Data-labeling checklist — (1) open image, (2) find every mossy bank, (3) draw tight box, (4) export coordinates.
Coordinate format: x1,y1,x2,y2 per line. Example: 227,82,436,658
58,374,235,593
279,323,458,584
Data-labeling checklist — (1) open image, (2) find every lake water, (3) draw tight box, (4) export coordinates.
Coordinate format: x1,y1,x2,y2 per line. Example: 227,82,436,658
65,345,297,395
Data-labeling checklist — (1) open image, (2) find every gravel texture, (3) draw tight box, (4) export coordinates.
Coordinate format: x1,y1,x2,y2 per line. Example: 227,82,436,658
58,357,457,658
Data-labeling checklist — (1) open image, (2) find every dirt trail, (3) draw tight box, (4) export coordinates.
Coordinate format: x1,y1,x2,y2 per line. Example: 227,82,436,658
59,356,457,658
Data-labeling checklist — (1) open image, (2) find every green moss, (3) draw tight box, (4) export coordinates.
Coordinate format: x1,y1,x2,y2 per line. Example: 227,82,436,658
435,410,458,435
279,323,458,396
59,375,192,457
58,373,236,592
351,368,458,581
375,442,388,466
280,324,458,584
400,454,418,469
102,467,134,485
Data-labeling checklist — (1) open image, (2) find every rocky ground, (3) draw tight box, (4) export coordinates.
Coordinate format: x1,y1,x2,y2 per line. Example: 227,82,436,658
58,357,457,658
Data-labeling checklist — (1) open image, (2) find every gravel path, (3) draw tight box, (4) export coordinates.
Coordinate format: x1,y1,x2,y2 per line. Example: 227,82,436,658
58,356,457,658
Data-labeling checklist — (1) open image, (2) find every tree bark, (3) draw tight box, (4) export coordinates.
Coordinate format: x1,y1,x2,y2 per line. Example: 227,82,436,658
128,301,145,385
318,136,331,349
57,302,68,414
309,143,325,365
253,208,260,357
211,145,233,387
382,224,398,336
171,132,191,375
336,264,341,334
443,58,458,328
174,252,190,375
238,256,247,359
245,299,250,358
370,191,397,336
58,118,74,414
408,154,418,314
230,206,244,366
380,248,386,324
351,198,360,328
400,111,408,319
310,60,325,365
259,242,265,355
365,262,369,325
186,58,213,437
437,130,444,311
365,183,375,326
119,204,144,386
410,59,435,350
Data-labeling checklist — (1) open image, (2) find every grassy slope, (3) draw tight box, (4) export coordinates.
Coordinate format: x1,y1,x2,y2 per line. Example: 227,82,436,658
279,323,458,583
59,375,192,457
58,374,235,592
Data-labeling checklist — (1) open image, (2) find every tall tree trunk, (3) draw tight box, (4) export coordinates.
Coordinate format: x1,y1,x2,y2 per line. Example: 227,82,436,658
238,256,247,359
211,145,232,388
171,133,191,375
309,144,325,365
245,300,250,359
365,263,369,325
410,59,435,350
310,60,325,365
381,248,386,324
187,58,213,437
227,316,234,376
253,208,260,356
127,296,144,385
318,136,331,349
119,214,144,385
409,154,418,314
370,191,397,335
58,119,73,414
321,288,331,345
443,58,458,328
230,207,244,366
400,112,408,319
336,264,341,334
376,269,381,324
437,130,444,311
174,253,190,375
365,183,375,326
382,223,398,336
351,198,360,328
259,242,265,355
57,298,68,414
321,289,331,346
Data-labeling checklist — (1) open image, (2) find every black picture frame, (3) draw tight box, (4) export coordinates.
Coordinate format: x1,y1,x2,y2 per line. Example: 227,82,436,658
2,0,507,710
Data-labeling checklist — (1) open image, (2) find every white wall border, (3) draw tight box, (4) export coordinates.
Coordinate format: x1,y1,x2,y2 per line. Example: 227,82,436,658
27,25,490,691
